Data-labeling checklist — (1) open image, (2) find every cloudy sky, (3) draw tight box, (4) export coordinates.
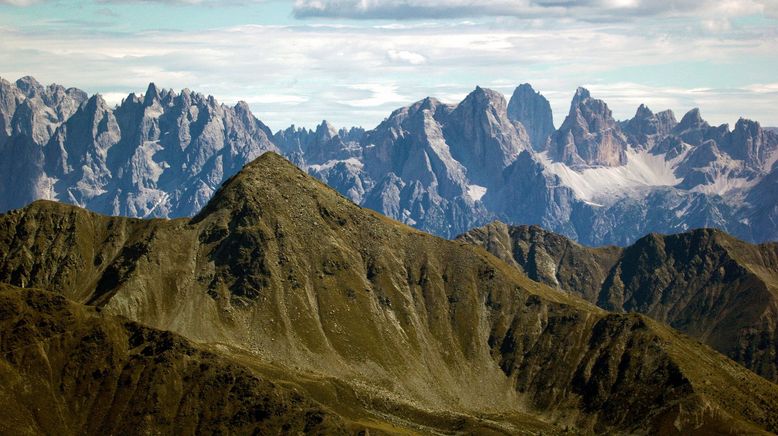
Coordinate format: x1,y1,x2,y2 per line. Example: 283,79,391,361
1,0,777,131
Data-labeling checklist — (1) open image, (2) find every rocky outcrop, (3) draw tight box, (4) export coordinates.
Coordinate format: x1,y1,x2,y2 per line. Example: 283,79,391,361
0,80,278,217
507,83,555,151
623,104,677,149
273,120,364,166
443,86,530,186
548,87,628,168
728,118,778,171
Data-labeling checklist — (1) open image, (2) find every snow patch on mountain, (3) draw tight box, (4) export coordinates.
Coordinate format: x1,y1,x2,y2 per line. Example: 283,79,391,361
690,173,757,196
537,149,683,202
308,157,364,172
467,184,487,201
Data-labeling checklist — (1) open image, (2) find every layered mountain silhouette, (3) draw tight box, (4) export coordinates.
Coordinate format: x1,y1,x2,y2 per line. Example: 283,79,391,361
1,76,777,245
459,222,778,383
1,152,778,434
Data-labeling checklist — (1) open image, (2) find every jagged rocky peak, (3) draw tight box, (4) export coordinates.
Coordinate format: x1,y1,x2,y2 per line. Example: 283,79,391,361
457,85,512,118
142,82,161,106
315,119,338,140
549,86,628,168
507,83,555,151
676,107,709,132
14,76,45,97
571,86,590,104
0,76,88,145
729,117,778,169
624,103,678,149
232,100,259,126
443,86,529,186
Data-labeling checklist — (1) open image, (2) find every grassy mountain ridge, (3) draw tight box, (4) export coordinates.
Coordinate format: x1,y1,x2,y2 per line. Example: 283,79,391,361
458,221,778,382
1,152,778,434
0,284,349,435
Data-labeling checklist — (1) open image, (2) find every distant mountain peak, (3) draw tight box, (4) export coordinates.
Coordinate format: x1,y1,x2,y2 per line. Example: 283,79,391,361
464,85,505,106
15,76,44,96
507,83,554,151
573,86,591,103
677,107,707,131
635,103,653,118
143,82,161,105
550,86,628,167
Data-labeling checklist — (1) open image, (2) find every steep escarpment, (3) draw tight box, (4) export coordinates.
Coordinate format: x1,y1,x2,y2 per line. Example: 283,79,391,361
460,222,778,383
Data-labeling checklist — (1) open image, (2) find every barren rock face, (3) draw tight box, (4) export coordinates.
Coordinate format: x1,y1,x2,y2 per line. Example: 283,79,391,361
1,153,778,434
623,104,678,149
549,87,629,168
507,83,555,151
0,80,278,218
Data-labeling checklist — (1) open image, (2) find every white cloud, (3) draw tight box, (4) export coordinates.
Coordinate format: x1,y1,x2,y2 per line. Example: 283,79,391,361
387,49,426,64
337,83,409,107
237,94,309,105
292,0,770,20
0,0,40,5
1,11,776,130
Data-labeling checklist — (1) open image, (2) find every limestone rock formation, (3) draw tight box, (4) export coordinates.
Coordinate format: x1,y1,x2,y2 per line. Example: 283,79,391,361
507,83,555,151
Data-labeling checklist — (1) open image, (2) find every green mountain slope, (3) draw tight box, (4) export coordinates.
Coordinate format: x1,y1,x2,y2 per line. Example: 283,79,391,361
459,221,778,382
1,153,777,434
0,284,348,435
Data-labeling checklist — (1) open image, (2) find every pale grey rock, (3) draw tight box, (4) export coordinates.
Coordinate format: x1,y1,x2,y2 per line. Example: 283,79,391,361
623,104,677,149
443,86,530,186
0,78,277,217
507,83,555,151
548,87,628,168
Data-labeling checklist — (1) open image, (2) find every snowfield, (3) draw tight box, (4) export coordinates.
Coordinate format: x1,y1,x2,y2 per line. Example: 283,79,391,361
537,149,684,202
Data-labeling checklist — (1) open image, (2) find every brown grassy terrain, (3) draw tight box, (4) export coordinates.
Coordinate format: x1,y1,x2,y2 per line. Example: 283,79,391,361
1,152,777,434
459,221,778,382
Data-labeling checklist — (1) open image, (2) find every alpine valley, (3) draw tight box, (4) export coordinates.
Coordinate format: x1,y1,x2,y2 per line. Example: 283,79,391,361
2,77,777,245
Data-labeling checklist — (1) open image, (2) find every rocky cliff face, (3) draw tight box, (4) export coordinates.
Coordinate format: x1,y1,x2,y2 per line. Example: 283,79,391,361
507,83,555,151
459,222,778,383
548,87,629,168
623,104,678,149
1,153,778,434
0,80,278,218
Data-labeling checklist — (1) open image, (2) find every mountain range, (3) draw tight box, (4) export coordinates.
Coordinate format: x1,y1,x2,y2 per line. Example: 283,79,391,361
2,152,778,434
459,222,778,383
2,76,777,246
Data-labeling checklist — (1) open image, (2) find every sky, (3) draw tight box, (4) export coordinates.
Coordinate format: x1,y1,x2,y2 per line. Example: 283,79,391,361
1,0,777,131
